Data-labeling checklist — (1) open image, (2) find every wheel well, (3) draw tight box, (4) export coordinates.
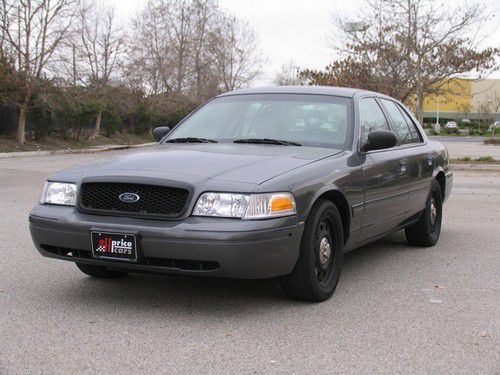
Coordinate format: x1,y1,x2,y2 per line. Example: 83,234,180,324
317,191,350,243
436,171,446,199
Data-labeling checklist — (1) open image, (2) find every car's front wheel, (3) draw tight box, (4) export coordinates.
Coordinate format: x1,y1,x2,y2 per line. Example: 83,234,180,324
405,179,443,247
280,199,344,302
76,263,128,278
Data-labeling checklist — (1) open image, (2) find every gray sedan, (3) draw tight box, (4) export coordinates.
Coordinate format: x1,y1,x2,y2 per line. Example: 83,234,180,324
29,86,452,301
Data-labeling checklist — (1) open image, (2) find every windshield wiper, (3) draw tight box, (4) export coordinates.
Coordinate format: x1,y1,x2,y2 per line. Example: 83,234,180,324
233,138,301,146
165,137,217,144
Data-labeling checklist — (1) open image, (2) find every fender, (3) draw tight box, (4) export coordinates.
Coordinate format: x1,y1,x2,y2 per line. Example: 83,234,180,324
303,185,356,245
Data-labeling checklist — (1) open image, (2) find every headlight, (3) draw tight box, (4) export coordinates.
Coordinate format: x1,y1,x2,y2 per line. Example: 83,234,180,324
39,182,77,206
193,192,296,219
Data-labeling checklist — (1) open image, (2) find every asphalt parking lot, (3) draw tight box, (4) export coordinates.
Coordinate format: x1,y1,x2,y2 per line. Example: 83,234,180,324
0,150,499,374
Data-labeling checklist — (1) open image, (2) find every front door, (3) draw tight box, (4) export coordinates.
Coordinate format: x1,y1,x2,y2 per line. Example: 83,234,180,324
357,97,410,242
359,150,410,241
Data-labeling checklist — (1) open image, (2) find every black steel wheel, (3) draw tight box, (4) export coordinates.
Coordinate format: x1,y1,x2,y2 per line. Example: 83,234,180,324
405,179,443,247
280,199,344,302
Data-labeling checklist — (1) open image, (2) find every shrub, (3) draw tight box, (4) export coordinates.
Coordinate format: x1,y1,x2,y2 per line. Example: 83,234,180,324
162,108,193,129
475,156,495,163
102,107,123,137
484,138,500,145
131,101,154,135
29,105,53,140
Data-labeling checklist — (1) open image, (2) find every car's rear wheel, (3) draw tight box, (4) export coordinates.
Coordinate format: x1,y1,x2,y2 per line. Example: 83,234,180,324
280,199,343,302
76,263,128,278
405,179,443,247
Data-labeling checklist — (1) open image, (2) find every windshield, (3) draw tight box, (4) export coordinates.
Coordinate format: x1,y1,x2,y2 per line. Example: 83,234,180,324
165,94,353,149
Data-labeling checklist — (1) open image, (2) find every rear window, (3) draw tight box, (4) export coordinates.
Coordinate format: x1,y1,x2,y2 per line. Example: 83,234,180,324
380,99,414,145
397,104,423,143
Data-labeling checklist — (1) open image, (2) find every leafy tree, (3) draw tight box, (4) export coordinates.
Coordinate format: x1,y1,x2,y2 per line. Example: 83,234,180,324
302,0,498,124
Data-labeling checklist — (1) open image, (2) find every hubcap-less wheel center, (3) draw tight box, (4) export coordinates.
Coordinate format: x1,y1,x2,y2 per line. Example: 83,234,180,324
430,199,437,226
319,237,331,268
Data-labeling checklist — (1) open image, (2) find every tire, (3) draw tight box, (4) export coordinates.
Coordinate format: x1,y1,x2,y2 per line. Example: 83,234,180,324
280,199,344,302
405,179,443,247
76,263,128,278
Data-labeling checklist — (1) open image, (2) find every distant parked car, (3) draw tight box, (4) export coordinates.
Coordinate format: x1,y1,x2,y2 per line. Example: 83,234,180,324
490,121,500,135
445,121,459,134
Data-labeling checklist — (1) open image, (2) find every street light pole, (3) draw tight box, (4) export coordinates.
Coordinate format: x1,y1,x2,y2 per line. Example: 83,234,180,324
436,95,440,126
435,95,441,133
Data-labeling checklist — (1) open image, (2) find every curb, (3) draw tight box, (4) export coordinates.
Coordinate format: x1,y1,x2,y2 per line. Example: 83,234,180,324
0,142,156,159
450,163,500,172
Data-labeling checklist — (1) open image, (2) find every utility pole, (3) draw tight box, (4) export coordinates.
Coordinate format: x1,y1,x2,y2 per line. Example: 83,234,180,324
292,66,300,85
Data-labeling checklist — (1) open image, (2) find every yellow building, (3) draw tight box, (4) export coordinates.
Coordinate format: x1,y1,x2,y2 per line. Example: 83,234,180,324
422,78,500,121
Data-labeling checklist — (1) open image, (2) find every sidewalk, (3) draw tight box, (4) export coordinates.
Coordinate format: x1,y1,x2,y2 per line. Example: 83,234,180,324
449,163,500,172
0,142,155,158
431,137,500,160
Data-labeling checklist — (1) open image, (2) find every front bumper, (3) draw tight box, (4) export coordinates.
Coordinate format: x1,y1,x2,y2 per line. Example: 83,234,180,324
29,204,304,279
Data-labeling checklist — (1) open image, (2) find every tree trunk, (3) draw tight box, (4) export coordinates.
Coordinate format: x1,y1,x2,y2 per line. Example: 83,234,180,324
91,110,102,139
17,104,27,144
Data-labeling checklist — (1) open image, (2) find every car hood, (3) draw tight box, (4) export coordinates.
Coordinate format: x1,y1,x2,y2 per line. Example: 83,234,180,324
50,143,344,186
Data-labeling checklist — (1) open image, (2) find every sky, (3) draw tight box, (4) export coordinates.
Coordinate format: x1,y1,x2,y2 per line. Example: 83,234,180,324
107,0,500,84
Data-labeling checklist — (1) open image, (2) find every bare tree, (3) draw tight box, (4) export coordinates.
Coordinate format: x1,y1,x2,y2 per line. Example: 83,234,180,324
68,0,123,138
458,102,473,120
124,0,170,95
190,0,218,101
210,15,262,92
125,0,187,96
0,0,75,143
164,0,194,94
489,91,500,115
125,0,262,101
477,101,492,135
272,60,301,86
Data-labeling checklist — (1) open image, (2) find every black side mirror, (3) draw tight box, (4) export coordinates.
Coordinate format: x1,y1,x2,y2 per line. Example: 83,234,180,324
361,130,397,152
152,126,171,142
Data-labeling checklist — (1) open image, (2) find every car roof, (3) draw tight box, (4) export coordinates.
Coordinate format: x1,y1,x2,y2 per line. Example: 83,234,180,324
217,86,377,98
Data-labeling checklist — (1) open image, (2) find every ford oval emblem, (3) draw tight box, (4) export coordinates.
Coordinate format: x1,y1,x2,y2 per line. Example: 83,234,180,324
119,192,140,203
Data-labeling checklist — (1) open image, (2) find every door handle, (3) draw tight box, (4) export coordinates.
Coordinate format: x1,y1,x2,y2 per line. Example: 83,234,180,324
399,160,407,173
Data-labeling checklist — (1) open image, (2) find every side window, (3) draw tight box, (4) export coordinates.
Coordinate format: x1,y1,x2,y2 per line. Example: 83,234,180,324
397,104,423,143
380,99,413,145
359,98,390,141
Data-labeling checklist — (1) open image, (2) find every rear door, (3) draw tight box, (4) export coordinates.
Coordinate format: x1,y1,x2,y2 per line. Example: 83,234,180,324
380,99,433,216
358,97,410,242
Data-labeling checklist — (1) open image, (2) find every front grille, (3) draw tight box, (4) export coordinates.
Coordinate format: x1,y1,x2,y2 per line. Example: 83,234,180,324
79,182,189,218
